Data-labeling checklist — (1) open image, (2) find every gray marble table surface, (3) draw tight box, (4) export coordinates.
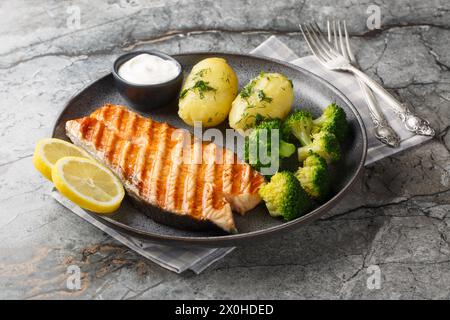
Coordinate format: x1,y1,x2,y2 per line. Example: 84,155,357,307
1,0,449,299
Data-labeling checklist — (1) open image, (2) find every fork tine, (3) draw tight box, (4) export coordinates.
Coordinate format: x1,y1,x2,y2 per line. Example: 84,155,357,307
337,20,349,60
311,21,336,54
303,24,332,61
332,20,339,51
306,23,334,60
327,20,331,42
299,24,327,64
343,20,356,61
326,20,339,53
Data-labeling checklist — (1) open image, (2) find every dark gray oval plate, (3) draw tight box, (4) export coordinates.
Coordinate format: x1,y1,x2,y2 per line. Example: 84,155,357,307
52,52,367,247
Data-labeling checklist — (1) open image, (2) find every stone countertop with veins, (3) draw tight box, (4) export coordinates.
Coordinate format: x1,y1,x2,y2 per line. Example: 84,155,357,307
0,0,449,299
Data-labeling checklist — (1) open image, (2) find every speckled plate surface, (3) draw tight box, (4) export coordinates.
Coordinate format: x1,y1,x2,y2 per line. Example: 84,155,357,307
52,52,367,247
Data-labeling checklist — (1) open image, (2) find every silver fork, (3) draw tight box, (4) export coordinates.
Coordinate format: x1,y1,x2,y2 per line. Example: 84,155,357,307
300,22,435,137
328,20,400,147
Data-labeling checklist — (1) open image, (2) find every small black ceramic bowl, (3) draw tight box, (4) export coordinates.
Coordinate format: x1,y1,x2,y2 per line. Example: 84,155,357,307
112,50,183,111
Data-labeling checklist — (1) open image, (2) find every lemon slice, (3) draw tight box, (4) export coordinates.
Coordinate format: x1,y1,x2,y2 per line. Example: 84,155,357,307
33,138,91,180
52,156,125,214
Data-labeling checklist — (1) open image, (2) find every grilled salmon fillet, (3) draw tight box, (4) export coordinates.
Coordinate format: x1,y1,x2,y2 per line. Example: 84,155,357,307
65,104,265,233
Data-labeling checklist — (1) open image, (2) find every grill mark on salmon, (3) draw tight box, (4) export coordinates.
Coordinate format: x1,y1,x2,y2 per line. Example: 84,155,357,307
136,120,154,193
240,165,252,194
222,150,234,195
118,140,132,178
148,123,169,205
105,126,118,165
192,162,207,219
125,143,140,179
164,130,185,212
157,126,178,208
202,143,217,212
133,143,148,189
113,107,124,133
125,112,137,139
66,104,266,233
93,120,104,149
213,162,224,210
181,140,201,215
231,164,244,194
141,125,161,200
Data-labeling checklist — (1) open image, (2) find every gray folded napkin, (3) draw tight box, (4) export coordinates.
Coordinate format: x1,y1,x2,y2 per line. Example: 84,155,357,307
52,35,432,274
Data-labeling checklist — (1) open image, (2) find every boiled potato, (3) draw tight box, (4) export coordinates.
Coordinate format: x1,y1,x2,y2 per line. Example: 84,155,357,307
229,72,294,134
178,57,238,127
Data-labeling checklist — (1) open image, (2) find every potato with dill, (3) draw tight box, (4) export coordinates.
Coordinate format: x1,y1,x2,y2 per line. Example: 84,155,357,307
178,58,238,127
229,72,294,134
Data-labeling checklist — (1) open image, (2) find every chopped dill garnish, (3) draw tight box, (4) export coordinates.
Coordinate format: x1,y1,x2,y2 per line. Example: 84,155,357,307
179,89,188,99
180,80,216,100
257,90,273,103
195,68,211,78
239,72,269,99
240,80,255,98
254,113,266,125
193,80,215,92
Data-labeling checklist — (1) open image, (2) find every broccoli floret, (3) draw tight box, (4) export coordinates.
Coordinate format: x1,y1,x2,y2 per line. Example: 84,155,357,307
298,131,341,164
279,140,296,157
295,153,330,201
259,171,312,221
245,119,296,173
304,152,326,167
282,110,314,146
312,103,348,142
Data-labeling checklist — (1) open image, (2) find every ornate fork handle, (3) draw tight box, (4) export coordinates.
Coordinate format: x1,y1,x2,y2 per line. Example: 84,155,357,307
394,105,435,136
349,66,435,136
370,115,402,147
357,78,400,147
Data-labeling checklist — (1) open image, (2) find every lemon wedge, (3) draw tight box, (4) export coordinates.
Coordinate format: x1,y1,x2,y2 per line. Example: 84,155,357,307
51,156,125,214
33,138,92,180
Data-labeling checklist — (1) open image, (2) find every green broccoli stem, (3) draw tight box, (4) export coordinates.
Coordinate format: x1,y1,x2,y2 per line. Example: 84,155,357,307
293,131,312,146
279,140,296,158
313,116,325,127
297,146,311,162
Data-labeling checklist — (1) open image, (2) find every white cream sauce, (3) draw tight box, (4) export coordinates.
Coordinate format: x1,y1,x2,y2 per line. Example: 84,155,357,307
118,53,179,85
